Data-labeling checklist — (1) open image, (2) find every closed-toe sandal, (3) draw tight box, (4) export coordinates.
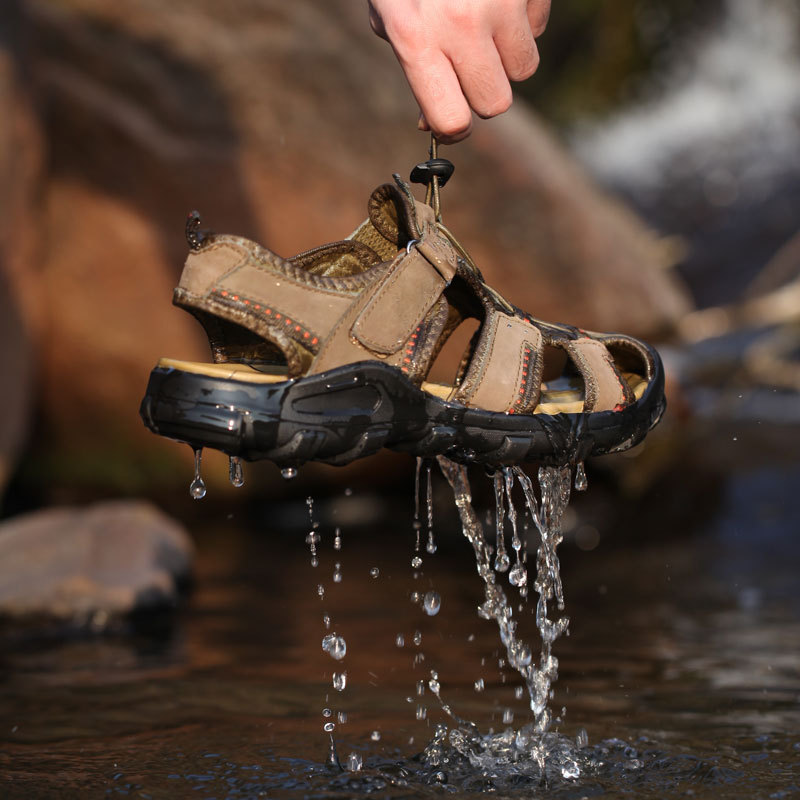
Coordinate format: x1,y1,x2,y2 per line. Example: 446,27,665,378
140,174,666,468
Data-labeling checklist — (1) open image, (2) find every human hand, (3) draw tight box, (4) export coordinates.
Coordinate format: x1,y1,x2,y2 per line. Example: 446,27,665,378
369,0,551,143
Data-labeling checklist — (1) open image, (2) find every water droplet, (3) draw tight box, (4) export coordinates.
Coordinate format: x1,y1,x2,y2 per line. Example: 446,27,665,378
509,564,527,587
370,567,379,578
574,461,588,492
322,707,332,717
323,614,331,629
344,487,353,497
474,678,484,692
281,466,298,480
333,562,342,583
395,633,405,647
423,591,441,616
228,455,244,487
515,686,524,700
370,730,381,741
323,721,335,733
321,633,346,660
317,584,325,598
426,530,437,554
305,532,320,545
411,555,423,569
345,752,362,772
502,708,514,724
189,448,206,500
416,679,425,696
413,630,422,646
310,556,318,568
333,527,342,550
576,728,589,748
494,551,510,572
410,591,420,604
428,676,440,694
333,671,347,691
337,710,347,723
415,705,427,720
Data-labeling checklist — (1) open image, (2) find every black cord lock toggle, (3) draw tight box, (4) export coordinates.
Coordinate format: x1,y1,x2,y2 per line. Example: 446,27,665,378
410,158,455,188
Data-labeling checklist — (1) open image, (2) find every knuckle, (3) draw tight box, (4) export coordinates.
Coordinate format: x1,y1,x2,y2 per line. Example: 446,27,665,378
428,104,472,141
528,1,551,36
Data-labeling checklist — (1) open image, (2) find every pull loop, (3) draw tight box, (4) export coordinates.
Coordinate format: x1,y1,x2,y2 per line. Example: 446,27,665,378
409,135,454,223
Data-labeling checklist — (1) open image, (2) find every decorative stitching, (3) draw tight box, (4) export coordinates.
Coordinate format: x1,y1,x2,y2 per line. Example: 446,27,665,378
210,288,320,349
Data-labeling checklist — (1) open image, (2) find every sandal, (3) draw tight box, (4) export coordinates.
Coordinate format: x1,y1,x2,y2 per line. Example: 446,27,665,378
140,164,665,468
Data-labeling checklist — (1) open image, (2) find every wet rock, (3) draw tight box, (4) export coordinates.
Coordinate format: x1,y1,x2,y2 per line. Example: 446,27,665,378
0,500,194,621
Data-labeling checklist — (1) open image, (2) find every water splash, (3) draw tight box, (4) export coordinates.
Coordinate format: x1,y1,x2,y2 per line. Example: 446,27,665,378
574,461,588,492
492,472,510,572
189,448,206,500
431,456,573,771
345,752,362,772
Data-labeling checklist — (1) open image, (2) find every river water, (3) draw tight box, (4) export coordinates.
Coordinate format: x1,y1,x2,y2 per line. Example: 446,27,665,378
1,419,798,799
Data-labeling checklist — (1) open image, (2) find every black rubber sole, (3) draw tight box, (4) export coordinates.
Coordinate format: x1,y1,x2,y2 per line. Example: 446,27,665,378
139,357,666,468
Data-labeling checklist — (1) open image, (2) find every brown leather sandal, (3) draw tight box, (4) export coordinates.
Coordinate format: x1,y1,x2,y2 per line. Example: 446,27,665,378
140,172,665,468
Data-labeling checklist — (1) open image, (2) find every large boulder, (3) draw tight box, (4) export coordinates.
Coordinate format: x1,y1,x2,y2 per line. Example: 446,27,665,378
9,0,690,492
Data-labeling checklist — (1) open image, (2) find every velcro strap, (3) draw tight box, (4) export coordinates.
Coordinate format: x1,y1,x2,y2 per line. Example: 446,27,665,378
455,313,543,413
352,237,454,355
566,337,633,412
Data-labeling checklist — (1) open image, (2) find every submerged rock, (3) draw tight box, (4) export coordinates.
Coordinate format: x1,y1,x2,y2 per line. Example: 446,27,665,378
0,500,193,622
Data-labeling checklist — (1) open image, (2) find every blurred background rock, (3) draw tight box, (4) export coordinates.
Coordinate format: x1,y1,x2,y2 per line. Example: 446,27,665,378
0,0,798,620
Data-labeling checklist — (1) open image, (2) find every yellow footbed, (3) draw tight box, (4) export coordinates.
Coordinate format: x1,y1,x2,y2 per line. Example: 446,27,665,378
157,358,647,416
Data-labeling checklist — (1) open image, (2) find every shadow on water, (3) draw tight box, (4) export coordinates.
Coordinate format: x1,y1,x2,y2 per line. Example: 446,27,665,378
1,422,799,798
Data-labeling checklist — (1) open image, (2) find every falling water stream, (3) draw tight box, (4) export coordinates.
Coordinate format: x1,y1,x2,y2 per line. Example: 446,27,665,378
419,457,584,782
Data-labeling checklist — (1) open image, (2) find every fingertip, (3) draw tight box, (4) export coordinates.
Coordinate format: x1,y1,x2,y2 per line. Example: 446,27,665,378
430,113,473,143
474,87,513,120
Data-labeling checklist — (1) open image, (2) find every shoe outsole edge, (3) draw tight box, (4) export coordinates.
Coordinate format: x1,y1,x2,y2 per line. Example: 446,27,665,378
139,358,665,468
